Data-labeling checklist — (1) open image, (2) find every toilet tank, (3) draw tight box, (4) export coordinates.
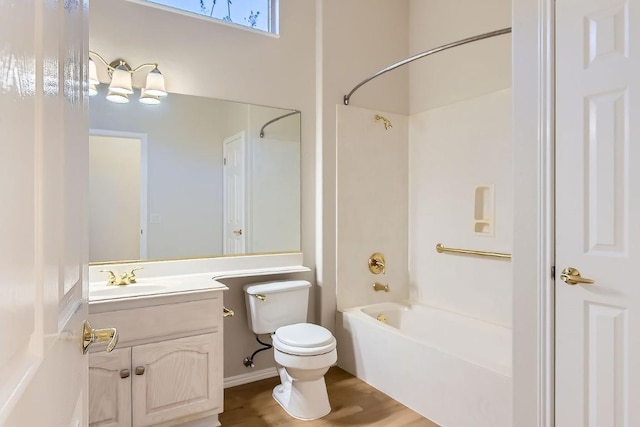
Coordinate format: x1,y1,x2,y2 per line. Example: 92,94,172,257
243,280,311,334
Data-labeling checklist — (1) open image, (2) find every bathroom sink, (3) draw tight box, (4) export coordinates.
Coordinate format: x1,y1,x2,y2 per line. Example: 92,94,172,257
89,283,169,299
88,273,228,304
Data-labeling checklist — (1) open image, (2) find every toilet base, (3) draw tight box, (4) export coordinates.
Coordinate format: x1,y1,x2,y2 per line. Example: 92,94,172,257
272,374,331,420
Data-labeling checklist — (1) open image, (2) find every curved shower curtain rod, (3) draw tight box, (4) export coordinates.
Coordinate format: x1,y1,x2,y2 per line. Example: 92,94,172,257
343,27,512,106
259,110,301,138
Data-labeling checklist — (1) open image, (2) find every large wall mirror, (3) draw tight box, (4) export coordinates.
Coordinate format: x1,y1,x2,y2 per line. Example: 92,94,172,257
89,88,301,264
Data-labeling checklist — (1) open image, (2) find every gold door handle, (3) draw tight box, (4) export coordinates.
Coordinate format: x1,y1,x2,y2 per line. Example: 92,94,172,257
82,320,119,354
120,369,130,379
223,307,235,317
560,267,595,285
135,366,145,375
233,229,243,236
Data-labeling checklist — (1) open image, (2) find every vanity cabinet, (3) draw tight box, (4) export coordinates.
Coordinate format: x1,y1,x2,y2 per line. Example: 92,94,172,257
132,334,222,426
89,291,225,427
89,348,132,427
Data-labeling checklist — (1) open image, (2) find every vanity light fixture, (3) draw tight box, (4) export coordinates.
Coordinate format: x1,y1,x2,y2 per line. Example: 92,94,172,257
88,51,168,104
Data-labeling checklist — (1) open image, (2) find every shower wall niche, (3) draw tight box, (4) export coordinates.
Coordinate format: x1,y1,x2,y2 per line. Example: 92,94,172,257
474,184,495,236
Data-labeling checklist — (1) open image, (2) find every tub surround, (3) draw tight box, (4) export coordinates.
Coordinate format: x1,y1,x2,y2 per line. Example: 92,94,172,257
336,105,410,310
409,89,513,326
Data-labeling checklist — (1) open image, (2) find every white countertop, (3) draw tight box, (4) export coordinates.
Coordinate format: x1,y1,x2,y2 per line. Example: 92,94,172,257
88,261,311,311
89,273,228,302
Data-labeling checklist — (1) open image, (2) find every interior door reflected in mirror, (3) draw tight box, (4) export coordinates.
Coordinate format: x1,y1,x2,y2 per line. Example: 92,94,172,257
89,89,301,264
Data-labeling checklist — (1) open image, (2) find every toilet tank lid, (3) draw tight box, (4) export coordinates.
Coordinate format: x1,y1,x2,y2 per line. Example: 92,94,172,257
243,280,311,295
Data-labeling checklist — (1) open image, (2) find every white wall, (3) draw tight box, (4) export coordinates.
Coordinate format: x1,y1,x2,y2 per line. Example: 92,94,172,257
409,89,513,326
408,0,512,113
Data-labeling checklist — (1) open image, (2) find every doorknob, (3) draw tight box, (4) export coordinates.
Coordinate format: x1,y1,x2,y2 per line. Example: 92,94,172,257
233,229,243,236
82,320,119,354
560,267,595,285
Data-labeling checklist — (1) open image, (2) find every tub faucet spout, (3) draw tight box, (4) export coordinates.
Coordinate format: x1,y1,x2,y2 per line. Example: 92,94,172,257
372,282,390,292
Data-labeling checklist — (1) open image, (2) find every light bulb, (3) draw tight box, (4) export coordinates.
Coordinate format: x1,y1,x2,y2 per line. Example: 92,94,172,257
106,91,129,104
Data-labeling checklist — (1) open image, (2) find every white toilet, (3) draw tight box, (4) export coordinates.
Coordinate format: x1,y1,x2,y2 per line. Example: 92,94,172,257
243,280,337,421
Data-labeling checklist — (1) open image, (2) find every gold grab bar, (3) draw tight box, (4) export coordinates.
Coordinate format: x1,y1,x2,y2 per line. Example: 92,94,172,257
435,243,511,260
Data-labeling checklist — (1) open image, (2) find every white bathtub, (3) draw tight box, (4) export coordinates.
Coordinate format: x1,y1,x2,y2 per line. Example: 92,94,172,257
336,302,512,427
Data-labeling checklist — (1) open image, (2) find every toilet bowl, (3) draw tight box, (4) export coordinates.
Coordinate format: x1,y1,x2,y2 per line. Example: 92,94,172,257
271,323,337,420
243,280,338,420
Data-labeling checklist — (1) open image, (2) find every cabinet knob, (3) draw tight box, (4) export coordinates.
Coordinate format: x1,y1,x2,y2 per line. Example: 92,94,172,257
135,366,145,375
120,369,130,379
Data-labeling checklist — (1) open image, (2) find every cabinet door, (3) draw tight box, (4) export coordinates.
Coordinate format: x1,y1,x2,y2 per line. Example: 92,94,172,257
89,348,132,427
131,333,223,426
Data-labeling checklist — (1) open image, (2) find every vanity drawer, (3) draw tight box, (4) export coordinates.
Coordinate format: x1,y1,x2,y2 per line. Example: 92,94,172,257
89,296,222,348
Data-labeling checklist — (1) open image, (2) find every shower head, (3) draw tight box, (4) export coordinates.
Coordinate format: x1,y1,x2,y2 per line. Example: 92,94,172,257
374,114,392,130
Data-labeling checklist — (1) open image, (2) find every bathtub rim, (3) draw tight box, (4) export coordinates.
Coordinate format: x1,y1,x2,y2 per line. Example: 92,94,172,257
339,300,512,378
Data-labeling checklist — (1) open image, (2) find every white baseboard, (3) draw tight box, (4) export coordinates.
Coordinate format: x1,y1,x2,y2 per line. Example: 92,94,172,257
224,367,279,389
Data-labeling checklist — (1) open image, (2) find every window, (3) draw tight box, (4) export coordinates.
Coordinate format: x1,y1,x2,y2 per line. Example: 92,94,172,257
145,0,274,33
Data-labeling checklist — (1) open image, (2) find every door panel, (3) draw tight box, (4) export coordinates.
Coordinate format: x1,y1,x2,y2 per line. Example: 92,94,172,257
0,0,90,425
0,0,37,410
556,0,640,425
223,132,246,255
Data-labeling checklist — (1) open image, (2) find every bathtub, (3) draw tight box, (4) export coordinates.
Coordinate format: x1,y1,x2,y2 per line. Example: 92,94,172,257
336,302,512,427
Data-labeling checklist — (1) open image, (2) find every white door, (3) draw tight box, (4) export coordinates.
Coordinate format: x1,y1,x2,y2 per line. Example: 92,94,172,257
223,132,246,255
0,1,93,426
556,0,640,425
89,133,147,263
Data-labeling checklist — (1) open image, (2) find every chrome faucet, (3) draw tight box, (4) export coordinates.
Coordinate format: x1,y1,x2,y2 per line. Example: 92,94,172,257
372,282,390,292
100,267,144,286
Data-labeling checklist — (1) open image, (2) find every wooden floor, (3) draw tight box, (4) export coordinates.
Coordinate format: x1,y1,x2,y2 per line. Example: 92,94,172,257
220,367,440,427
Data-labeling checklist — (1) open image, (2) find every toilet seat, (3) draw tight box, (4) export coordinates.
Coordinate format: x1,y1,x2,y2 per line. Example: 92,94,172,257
273,323,336,356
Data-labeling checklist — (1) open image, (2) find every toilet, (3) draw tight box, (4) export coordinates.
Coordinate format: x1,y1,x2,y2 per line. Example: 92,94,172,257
243,280,337,420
